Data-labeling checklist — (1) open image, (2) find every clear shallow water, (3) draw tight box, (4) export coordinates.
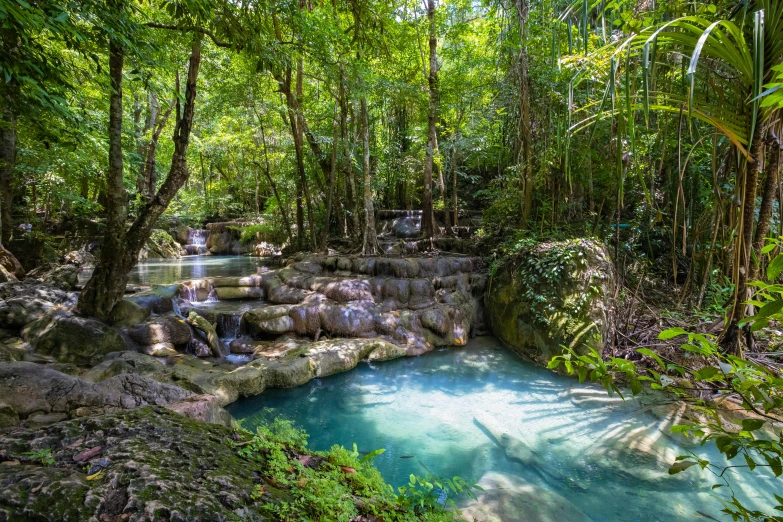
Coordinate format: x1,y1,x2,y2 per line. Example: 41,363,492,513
79,256,265,286
229,337,777,522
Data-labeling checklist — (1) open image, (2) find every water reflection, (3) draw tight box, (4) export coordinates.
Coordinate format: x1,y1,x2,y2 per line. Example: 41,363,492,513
78,256,265,286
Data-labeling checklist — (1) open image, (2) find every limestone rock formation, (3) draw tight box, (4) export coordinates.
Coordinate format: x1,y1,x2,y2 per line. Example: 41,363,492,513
138,229,183,260
486,239,615,364
22,314,127,366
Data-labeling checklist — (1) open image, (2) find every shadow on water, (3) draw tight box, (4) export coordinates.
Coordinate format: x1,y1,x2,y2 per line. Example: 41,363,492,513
229,337,778,522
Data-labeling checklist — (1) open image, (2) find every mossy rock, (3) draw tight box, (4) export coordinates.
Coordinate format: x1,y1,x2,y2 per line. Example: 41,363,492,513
486,239,615,364
22,314,128,366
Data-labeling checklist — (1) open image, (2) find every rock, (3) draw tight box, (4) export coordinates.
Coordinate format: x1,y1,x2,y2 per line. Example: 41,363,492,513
213,286,263,300
109,299,150,327
0,282,75,330
166,394,233,426
241,305,294,336
139,229,183,259
206,221,255,255
0,246,24,279
0,406,393,521
62,249,95,267
186,311,220,357
228,337,267,354
128,316,192,347
0,341,25,362
459,472,593,522
127,294,173,315
391,216,420,238
26,263,79,290
23,314,127,366
142,342,179,357
0,401,19,429
486,239,615,364
81,351,165,383
0,362,191,423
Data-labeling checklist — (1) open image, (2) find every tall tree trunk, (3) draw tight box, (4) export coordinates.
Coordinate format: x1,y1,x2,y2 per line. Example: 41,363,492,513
421,0,438,241
724,125,765,355
77,39,128,320
143,95,173,204
515,0,533,228
360,98,378,255
255,109,293,244
751,129,782,280
0,99,15,246
322,100,338,251
0,25,18,246
340,70,360,238
79,34,203,320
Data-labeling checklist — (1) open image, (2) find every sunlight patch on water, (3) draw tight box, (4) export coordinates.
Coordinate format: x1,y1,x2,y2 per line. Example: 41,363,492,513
229,337,777,522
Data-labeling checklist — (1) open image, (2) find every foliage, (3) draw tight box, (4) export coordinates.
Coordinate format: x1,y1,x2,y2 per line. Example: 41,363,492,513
549,242,783,520
233,415,469,522
21,448,55,466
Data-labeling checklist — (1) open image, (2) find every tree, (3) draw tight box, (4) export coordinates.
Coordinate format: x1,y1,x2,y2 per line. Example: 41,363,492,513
421,0,438,241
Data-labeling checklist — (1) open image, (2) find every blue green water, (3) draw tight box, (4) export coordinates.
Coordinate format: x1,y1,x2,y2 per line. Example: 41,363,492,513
229,337,777,522
79,256,265,286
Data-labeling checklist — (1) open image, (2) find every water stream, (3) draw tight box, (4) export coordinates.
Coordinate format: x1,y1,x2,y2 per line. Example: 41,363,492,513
229,337,776,522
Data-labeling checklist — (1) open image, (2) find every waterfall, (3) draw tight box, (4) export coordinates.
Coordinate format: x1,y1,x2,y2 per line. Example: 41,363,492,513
181,284,197,302
183,229,209,255
189,229,208,246
217,313,242,340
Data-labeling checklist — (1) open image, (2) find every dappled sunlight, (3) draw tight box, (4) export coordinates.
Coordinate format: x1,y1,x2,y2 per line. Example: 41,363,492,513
230,337,778,521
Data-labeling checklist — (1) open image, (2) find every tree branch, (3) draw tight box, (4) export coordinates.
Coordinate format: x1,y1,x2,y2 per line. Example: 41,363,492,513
145,23,237,49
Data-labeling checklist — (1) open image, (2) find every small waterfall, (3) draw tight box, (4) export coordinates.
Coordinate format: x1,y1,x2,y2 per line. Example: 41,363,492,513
205,284,218,302
181,283,198,302
189,229,208,246
183,229,209,256
216,313,242,340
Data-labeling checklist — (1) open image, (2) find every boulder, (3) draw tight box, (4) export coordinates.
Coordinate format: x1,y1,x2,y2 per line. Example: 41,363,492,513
142,342,179,357
22,314,127,366
127,294,174,315
241,306,294,336
109,299,150,327
0,245,24,279
213,286,263,300
166,394,233,426
0,362,191,423
128,316,192,347
139,229,183,260
26,263,79,291
0,281,75,330
0,401,19,429
62,249,95,267
486,239,615,364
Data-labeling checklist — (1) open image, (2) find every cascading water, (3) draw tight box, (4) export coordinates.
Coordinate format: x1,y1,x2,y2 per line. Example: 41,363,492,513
181,283,198,302
216,313,242,340
183,229,209,255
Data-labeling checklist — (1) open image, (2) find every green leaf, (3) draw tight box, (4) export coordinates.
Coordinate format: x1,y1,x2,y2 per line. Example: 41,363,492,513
744,453,757,471
756,300,783,320
659,327,687,340
668,460,698,474
359,448,386,462
637,348,664,369
694,367,719,380
768,254,783,281
741,419,765,432
764,454,783,477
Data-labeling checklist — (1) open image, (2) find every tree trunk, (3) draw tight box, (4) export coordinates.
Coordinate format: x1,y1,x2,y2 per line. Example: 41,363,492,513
421,0,438,241
79,34,203,320
751,130,782,281
256,110,293,244
77,39,128,320
516,0,533,228
143,95,173,204
322,100,338,251
0,99,15,246
360,98,379,255
724,125,765,355
340,71,361,238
